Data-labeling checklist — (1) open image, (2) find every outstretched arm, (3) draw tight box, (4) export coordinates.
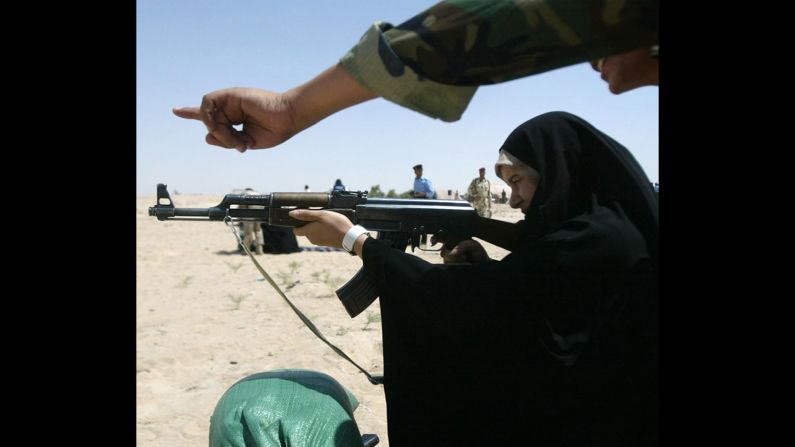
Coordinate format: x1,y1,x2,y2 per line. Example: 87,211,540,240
173,64,377,152
173,1,658,151
290,209,491,265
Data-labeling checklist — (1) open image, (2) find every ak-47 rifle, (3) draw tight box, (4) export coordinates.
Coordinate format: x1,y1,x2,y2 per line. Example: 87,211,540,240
149,183,522,317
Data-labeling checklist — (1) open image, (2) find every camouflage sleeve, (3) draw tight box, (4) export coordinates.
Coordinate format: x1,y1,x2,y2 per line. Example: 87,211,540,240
340,21,476,122
340,0,658,121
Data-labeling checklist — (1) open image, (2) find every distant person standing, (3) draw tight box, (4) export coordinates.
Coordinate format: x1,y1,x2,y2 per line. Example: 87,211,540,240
467,167,492,218
412,164,435,246
240,187,265,255
332,179,346,192
412,164,435,199
304,185,311,192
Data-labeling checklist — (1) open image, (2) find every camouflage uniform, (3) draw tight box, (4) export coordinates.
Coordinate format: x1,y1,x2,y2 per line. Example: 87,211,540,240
239,189,266,255
340,0,658,121
467,176,492,218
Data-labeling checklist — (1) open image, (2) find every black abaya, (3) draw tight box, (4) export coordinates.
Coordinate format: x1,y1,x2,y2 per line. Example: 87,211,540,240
362,112,658,446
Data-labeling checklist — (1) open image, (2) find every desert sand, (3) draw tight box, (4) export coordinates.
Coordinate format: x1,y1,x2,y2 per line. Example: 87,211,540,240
137,194,523,446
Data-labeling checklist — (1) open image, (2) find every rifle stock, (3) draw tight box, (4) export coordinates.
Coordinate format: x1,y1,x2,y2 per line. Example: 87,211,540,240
472,216,524,251
149,183,523,317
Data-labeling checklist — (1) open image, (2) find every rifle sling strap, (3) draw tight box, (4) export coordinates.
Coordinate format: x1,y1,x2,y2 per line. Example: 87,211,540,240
225,218,383,385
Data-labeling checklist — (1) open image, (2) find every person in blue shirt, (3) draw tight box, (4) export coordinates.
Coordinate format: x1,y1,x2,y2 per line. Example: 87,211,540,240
332,179,346,193
412,164,435,199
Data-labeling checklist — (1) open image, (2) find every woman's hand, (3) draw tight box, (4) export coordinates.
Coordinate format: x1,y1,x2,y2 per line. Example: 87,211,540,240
288,209,354,248
438,239,490,265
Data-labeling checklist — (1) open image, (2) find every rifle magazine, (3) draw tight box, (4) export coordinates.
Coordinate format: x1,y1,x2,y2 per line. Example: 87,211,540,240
335,268,379,318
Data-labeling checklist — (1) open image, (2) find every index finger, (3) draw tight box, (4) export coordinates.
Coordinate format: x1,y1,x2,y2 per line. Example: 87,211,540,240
289,209,323,222
172,107,201,120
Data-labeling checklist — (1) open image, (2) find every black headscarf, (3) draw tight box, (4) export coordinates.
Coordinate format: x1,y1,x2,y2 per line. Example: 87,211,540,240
499,111,658,261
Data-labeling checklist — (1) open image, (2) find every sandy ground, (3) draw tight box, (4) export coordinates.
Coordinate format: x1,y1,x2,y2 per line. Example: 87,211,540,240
137,194,523,446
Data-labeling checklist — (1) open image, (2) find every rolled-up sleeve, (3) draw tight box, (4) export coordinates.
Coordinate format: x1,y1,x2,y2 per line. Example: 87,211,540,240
340,22,477,122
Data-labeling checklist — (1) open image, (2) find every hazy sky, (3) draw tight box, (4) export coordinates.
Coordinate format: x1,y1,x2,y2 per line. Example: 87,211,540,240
137,0,658,196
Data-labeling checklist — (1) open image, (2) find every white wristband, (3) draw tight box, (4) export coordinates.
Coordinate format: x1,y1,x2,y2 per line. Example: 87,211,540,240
342,225,369,253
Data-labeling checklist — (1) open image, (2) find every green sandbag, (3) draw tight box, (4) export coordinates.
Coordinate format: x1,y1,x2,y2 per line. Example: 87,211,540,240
210,369,365,447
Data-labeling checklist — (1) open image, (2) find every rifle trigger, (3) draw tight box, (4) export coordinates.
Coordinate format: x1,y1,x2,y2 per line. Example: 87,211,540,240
409,228,421,252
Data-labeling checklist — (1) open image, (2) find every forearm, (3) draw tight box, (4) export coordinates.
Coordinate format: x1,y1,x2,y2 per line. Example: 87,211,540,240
360,237,533,341
283,63,377,131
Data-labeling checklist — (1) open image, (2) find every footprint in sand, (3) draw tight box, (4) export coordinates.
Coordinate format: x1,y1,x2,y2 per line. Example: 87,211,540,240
137,427,160,443
181,419,208,437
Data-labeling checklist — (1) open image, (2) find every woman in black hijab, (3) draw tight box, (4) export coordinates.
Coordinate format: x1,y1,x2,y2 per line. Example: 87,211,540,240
291,111,658,446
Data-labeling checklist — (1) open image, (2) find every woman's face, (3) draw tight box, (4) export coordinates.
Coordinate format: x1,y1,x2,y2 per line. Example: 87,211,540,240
499,164,539,213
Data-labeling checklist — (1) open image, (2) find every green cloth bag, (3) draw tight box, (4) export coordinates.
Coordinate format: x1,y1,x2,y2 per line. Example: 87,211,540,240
210,369,365,447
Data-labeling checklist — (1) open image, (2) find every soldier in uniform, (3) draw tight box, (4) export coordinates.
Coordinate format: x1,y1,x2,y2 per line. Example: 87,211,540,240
466,167,491,218
174,0,658,151
238,188,265,255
